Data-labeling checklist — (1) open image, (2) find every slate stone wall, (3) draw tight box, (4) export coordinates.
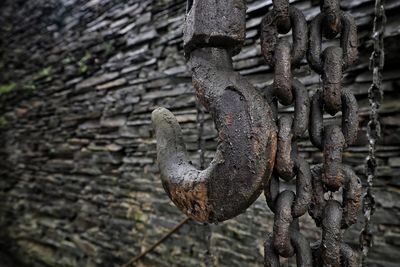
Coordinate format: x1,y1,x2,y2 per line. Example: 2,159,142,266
0,0,399,266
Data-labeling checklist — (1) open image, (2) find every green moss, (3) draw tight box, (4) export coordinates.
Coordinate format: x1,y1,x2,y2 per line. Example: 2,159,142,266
104,41,114,55
62,56,74,65
79,63,88,74
78,52,92,74
23,83,37,91
0,116,8,128
37,66,52,78
0,82,16,94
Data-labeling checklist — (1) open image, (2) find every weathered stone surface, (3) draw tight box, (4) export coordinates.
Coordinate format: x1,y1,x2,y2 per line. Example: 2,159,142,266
0,0,399,267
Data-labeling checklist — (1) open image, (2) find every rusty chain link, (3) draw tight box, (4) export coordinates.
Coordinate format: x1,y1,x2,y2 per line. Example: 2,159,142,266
261,1,312,266
360,0,386,263
307,0,362,265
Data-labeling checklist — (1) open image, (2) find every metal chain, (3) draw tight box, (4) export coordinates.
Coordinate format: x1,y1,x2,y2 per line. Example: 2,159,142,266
307,0,362,265
261,0,364,266
359,0,386,263
261,1,312,266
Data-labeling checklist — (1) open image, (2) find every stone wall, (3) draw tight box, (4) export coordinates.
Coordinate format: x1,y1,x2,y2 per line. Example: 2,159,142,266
0,0,399,266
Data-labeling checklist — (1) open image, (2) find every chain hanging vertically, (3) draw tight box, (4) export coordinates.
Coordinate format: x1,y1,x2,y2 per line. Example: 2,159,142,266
260,1,312,266
307,0,362,265
359,0,386,263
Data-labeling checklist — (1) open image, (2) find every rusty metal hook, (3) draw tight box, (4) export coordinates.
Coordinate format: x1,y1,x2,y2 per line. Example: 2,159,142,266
152,0,277,223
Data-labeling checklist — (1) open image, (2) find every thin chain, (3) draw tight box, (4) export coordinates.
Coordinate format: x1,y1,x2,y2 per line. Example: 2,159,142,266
360,0,386,262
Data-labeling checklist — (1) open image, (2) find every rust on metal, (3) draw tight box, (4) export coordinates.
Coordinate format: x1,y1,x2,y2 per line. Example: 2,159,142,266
309,164,362,230
341,89,359,146
321,200,342,267
320,0,342,39
183,0,246,56
292,79,310,138
273,0,291,34
261,7,307,68
153,0,277,223
273,190,295,258
323,125,346,191
264,234,280,267
322,46,343,115
308,11,358,74
342,166,362,228
273,41,293,105
292,158,312,218
275,115,295,180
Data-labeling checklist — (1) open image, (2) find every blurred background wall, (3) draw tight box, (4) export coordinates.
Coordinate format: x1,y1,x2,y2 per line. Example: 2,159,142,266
0,0,399,266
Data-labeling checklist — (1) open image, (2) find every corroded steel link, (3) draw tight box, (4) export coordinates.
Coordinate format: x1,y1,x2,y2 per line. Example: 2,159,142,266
265,79,309,137
340,12,358,71
309,165,326,226
341,243,362,267
308,12,358,74
323,125,346,192
265,173,280,213
264,234,280,267
269,76,311,181
291,230,313,267
276,115,295,180
273,40,293,105
292,157,312,218
341,89,359,146
261,6,308,67
264,85,279,120
292,79,310,138
310,87,360,192
312,242,361,267
309,164,362,229
321,200,343,267
265,157,312,218
342,165,362,229
320,0,342,39
322,46,343,115
310,90,324,150
273,0,291,34
273,190,295,257
264,230,312,267
310,89,359,150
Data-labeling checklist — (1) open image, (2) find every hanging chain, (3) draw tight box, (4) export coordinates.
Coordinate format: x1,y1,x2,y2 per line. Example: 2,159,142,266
359,0,386,262
261,0,363,265
261,1,312,266
307,0,362,265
